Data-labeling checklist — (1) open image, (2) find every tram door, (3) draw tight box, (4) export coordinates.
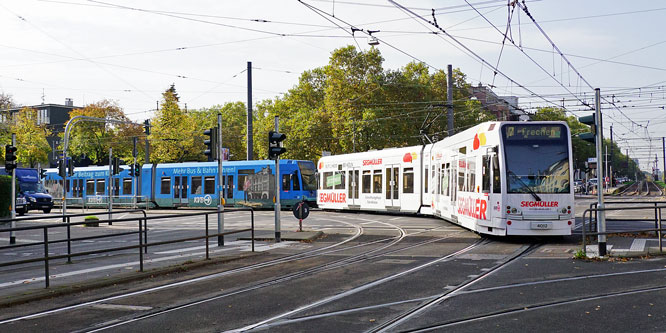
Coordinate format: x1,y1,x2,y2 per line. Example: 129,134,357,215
385,165,400,207
347,168,359,206
173,175,188,204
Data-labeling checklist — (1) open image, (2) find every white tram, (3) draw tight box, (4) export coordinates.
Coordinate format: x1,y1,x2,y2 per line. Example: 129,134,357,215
317,121,575,236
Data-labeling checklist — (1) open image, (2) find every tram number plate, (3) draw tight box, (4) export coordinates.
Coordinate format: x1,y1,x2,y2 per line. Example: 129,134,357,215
531,222,552,230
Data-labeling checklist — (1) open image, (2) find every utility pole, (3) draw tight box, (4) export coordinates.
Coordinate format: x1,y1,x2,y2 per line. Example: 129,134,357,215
595,88,607,257
217,113,224,246
447,64,454,136
274,116,281,242
662,137,665,183
9,133,16,244
247,61,253,160
108,148,113,225
609,125,613,186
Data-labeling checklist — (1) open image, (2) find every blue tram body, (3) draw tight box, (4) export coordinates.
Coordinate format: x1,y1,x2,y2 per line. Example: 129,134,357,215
44,160,318,209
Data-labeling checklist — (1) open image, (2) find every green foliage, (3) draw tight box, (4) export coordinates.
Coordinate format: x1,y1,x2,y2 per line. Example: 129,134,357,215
253,45,493,161
573,248,587,259
191,102,249,161
63,100,142,165
150,86,200,163
12,107,52,168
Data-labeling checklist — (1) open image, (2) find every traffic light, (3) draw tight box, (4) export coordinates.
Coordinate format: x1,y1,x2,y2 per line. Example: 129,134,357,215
143,119,150,135
578,114,596,144
4,145,17,171
268,131,287,160
112,157,120,175
58,159,66,177
40,169,47,179
204,127,218,161
132,164,141,177
68,159,75,177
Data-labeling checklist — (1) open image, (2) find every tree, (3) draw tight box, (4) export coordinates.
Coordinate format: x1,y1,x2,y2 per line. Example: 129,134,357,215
63,100,138,165
191,102,249,161
150,85,199,163
12,107,51,167
0,92,17,150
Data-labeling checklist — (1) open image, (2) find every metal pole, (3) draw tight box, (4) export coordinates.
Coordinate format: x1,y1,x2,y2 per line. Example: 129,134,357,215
659,207,663,253
145,119,150,165
10,134,16,244
446,64,454,136
610,125,613,186
108,148,113,225
217,114,224,246
43,228,49,288
595,88,607,256
133,137,138,209
247,61,253,160
274,116,281,242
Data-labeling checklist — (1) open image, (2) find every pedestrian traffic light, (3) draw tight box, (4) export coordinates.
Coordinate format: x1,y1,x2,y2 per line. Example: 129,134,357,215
4,145,17,171
578,114,596,144
268,131,287,159
40,169,47,179
204,127,218,161
112,157,120,175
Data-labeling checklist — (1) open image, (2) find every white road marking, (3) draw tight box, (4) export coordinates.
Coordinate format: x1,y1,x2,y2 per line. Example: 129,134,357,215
90,304,153,311
0,238,40,243
629,239,647,252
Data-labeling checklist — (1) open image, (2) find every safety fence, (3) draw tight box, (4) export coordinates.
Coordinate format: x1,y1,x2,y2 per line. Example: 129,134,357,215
0,208,254,288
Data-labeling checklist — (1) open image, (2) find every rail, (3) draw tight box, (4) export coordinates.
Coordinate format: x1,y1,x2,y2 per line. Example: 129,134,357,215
0,208,255,288
581,204,666,256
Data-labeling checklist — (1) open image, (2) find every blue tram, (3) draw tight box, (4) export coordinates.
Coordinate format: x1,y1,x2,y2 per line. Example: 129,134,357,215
44,160,318,209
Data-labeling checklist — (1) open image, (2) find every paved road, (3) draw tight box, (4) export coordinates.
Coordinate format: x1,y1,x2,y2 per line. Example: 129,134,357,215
1,198,666,332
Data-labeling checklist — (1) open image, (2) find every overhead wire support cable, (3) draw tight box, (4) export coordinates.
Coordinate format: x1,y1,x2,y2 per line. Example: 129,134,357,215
389,0,586,116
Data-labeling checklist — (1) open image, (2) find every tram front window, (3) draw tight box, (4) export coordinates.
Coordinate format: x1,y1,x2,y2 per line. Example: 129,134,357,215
298,161,318,191
502,124,570,194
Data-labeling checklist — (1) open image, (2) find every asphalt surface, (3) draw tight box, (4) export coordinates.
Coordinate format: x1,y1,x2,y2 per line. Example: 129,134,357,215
1,196,666,332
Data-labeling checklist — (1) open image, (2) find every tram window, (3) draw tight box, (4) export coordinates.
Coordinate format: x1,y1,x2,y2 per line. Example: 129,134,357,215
66,179,70,193
123,178,132,195
493,154,501,193
362,170,371,193
161,177,170,194
432,166,436,194
443,163,450,196
282,174,291,191
322,172,333,190
96,179,105,195
191,176,202,194
113,178,120,196
293,172,300,191
403,168,414,193
372,170,382,194
457,162,465,192
86,180,95,195
441,163,446,195
467,158,476,192
335,171,345,190
204,176,215,194
482,156,490,193
423,166,428,193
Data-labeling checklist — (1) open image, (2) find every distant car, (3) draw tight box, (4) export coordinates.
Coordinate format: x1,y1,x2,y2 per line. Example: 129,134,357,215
587,178,598,192
15,196,26,216
573,180,584,193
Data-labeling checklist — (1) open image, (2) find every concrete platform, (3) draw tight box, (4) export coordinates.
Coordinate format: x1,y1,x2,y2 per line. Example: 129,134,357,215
241,230,324,242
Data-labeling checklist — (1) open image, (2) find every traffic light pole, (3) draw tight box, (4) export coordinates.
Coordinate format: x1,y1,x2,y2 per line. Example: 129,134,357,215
274,116,281,243
108,148,113,225
595,88,607,256
10,134,16,245
217,113,224,247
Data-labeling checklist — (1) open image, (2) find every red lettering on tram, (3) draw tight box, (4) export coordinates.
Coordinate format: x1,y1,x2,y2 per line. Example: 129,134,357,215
456,196,488,220
363,159,382,166
319,192,347,203
520,201,558,208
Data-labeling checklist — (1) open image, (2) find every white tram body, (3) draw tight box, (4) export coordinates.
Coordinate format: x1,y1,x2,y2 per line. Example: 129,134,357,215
317,121,575,236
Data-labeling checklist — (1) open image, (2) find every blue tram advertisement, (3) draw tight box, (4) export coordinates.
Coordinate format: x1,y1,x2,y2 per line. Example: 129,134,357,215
44,160,318,209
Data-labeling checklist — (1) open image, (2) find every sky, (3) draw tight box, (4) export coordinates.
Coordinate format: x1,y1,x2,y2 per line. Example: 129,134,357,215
1,0,665,172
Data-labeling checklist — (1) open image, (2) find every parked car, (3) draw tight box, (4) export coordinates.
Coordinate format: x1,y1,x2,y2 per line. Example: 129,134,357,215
573,180,584,193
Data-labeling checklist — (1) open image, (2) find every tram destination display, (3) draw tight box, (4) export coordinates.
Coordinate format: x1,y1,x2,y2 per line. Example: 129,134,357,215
503,125,564,141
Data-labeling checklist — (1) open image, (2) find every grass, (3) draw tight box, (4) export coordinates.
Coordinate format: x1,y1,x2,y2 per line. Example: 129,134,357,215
655,181,665,189
573,248,587,259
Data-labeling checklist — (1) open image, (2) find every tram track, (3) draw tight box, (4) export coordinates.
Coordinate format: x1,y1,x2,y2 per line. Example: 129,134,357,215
1,219,457,331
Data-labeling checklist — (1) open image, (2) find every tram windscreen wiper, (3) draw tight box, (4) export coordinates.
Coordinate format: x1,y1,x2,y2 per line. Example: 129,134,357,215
508,171,541,201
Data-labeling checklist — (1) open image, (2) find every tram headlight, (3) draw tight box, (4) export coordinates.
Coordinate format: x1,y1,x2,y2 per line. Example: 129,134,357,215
560,208,567,214
511,207,518,214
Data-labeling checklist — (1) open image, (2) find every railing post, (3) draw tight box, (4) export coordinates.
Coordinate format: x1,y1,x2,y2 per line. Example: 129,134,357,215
43,228,50,288
205,214,210,260
66,216,72,264
655,203,659,238
582,210,587,256
138,217,144,272
251,209,255,253
143,211,148,254
655,204,663,253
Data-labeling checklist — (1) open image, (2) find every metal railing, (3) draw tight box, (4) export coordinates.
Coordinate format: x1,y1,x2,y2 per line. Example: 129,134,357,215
0,208,254,288
581,203,666,255
584,200,666,234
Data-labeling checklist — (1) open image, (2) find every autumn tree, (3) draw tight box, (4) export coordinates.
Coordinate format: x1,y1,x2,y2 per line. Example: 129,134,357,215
12,107,51,167
63,100,139,165
150,85,199,163
190,102,249,161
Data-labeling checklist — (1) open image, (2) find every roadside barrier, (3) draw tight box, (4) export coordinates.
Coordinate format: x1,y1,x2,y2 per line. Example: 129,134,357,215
0,208,254,288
